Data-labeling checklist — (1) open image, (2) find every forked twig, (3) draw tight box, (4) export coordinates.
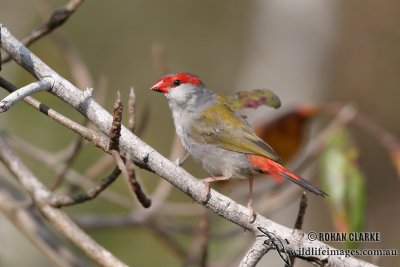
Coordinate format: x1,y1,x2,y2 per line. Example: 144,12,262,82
109,92,151,208
49,167,121,208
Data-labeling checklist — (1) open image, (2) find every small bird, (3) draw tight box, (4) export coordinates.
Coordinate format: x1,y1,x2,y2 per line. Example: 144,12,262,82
150,72,327,221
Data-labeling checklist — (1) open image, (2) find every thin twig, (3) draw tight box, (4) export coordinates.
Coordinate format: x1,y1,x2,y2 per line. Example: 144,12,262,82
126,158,151,208
2,0,85,63
109,92,123,151
0,178,88,267
133,133,185,220
0,77,130,208
287,192,308,267
0,76,105,146
184,211,210,267
126,86,152,206
293,192,308,230
0,136,128,267
49,167,121,208
5,133,131,208
0,77,53,112
108,92,151,208
50,137,84,190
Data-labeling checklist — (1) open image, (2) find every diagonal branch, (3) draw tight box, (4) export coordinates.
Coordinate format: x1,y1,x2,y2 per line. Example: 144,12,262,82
0,136,127,267
0,178,88,267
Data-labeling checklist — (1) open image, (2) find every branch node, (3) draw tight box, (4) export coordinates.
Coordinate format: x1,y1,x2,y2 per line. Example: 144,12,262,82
109,91,122,151
84,87,94,97
0,77,54,112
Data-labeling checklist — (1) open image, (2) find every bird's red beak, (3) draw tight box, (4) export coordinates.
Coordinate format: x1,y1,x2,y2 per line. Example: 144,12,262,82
150,79,169,93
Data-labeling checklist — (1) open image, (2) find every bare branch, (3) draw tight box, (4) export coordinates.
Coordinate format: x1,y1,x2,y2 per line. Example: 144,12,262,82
108,91,151,208
50,137,84,190
239,238,271,267
125,126,152,209
126,158,151,208
109,92,123,151
184,211,210,267
294,192,308,230
0,178,87,267
288,192,308,266
1,0,85,63
5,133,131,208
133,133,185,220
0,78,53,112
0,136,128,267
49,167,121,208
0,76,104,146
0,78,131,208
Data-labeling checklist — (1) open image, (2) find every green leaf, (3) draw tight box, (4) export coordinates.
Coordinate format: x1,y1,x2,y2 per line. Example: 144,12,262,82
320,130,366,249
225,89,281,111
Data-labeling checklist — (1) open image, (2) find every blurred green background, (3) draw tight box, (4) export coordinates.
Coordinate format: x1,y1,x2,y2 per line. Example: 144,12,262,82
0,0,399,266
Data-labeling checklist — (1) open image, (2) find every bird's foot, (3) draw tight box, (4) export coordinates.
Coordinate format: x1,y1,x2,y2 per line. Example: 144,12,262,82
248,209,256,223
202,180,211,203
247,199,256,223
201,176,230,203
173,158,181,166
174,153,190,166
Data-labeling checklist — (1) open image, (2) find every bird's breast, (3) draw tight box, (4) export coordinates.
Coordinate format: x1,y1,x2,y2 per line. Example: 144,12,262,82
169,101,254,179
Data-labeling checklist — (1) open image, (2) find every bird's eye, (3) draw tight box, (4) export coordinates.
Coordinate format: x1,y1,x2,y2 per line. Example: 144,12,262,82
173,79,181,86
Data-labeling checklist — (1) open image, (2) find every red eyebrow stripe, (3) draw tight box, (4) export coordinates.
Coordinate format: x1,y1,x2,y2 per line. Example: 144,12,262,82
162,73,202,87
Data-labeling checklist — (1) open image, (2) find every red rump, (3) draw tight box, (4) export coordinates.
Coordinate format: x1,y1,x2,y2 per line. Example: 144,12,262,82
247,154,300,183
247,154,327,197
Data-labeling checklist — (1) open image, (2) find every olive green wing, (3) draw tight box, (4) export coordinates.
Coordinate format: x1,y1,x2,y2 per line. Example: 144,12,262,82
191,99,281,162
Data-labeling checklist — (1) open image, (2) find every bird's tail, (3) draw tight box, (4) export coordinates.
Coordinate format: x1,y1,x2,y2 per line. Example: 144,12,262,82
248,155,327,197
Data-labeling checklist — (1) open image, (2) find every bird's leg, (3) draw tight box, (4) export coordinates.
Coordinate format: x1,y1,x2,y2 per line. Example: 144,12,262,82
173,152,190,166
202,176,231,202
248,176,255,223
